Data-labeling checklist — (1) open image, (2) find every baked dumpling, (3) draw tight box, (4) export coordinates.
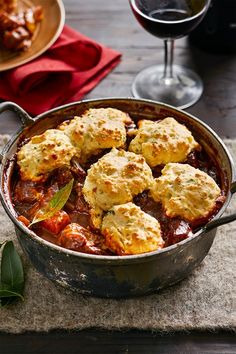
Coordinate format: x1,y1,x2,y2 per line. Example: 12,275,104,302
82,148,153,228
17,129,76,182
129,118,200,167
101,202,164,255
59,108,132,163
150,163,221,222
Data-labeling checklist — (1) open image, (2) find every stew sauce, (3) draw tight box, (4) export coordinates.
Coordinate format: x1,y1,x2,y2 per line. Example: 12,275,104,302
11,125,225,256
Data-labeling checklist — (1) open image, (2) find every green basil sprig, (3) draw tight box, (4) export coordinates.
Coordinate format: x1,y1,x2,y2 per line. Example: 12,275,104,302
29,178,74,226
0,241,24,307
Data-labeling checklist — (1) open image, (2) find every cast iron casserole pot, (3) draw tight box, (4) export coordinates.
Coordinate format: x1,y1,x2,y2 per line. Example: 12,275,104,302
0,98,236,298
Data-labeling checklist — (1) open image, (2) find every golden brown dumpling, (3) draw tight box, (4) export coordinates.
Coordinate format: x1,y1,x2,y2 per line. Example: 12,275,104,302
17,129,76,182
150,163,221,222
59,108,132,163
129,118,200,167
82,148,153,228
101,202,164,255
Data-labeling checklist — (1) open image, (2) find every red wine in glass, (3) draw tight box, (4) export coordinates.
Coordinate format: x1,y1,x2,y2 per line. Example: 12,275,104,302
129,0,211,108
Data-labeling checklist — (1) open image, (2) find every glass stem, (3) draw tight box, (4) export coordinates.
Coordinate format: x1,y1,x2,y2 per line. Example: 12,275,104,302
163,39,174,80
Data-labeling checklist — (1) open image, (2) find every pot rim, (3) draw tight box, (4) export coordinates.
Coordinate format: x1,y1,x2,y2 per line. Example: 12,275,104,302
1,97,235,263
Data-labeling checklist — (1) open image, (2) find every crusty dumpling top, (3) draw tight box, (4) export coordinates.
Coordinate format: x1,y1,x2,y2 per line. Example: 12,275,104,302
129,117,200,167
17,129,76,182
82,148,153,228
59,108,132,163
101,202,164,255
150,163,221,222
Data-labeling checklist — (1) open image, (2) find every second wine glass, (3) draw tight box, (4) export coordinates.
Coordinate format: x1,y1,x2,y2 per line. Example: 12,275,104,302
129,0,211,109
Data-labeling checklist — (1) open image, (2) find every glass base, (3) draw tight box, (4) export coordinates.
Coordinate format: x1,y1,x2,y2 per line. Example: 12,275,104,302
131,65,203,109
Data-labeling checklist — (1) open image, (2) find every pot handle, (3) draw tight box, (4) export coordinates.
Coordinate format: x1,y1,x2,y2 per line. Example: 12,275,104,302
0,101,34,127
0,101,34,163
203,181,236,233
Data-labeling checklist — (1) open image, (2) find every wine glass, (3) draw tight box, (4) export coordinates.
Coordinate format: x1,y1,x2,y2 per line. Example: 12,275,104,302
129,0,211,109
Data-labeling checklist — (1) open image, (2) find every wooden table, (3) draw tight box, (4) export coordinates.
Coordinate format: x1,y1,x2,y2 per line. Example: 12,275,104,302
1,0,236,352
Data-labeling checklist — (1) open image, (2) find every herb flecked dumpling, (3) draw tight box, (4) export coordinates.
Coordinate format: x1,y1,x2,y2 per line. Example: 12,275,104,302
59,108,132,163
83,148,153,228
150,163,221,222
17,129,76,182
101,202,164,255
129,117,200,167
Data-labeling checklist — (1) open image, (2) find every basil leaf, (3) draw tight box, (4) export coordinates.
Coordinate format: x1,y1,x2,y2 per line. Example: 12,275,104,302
0,241,24,306
30,178,74,226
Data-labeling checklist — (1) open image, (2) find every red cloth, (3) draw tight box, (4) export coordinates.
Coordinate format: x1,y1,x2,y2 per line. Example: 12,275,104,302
0,25,121,115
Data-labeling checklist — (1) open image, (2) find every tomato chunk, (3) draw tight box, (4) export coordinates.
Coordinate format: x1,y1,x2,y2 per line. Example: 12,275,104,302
41,210,70,236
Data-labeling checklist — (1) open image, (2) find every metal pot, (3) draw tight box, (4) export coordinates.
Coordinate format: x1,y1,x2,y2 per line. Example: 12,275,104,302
0,98,236,298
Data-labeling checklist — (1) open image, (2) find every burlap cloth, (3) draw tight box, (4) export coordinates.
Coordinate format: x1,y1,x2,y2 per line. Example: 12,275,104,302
0,135,235,334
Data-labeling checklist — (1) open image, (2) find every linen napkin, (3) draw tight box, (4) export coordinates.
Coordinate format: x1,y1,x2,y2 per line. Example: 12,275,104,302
0,25,121,115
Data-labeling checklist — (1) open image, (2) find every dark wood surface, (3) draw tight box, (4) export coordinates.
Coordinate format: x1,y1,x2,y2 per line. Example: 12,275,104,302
1,330,236,354
1,0,236,352
1,0,236,138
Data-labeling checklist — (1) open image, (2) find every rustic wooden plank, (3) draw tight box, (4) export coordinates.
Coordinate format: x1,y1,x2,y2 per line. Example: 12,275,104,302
1,330,236,354
1,0,236,138
64,0,183,47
